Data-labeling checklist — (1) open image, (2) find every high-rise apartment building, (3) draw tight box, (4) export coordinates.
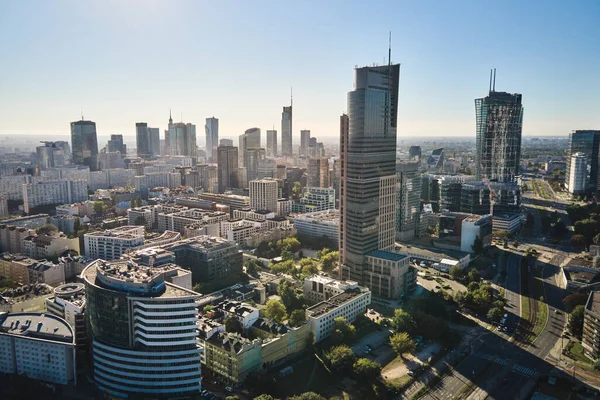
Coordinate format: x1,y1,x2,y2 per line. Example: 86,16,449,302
565,130,600,194
266,130,278,157
71,120,99,170
205,117,219,162
217,146,239,193
107,134,126,156
396,161,421,241
307,157,329,188
300,130,311,157
281,104,293,156
568,152,588,195
83,260,202,398
249,178,278,213
23,180,88,214
36,141,68,169
475,73,523,183
339,63,400,284
168,122,197,157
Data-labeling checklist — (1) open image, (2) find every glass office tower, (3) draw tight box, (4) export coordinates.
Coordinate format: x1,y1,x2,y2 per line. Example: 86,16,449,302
71,120,98,170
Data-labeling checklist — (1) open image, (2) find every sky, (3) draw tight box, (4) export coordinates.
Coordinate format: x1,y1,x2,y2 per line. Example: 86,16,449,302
0,0,599,145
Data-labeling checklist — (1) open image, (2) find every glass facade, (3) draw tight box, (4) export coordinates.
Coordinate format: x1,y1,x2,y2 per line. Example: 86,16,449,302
565,130,600,193
475,91,523,183
70,120,98,170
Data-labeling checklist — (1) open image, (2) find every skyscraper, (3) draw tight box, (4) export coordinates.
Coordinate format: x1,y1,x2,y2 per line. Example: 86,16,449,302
36,141,68,169
565,130,600,194
281,104,292,157
168,122,197,157
396,161,421,241
249,178,278,213
266,129,278,157
107,134,126,156
300,130,311,157
205,117,219,162
148,127,160,157
307,157,329,188
238,127,261,167
339,63,400,283
475,70,523,183
136,122,151,158
217,145,239,193
71,120,99,170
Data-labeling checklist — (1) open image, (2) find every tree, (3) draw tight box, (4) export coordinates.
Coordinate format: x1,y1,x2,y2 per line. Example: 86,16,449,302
321,251,339,272
93,200,108,214
569,305,585,339
254,395,278,400
563,292,589,310
487,307,504,322
390,332,416,357
289,309,306,327
292,181,303,200
270,260,294,275
203,305,214,313
331,317,356,344
226,396,240,400
467,269,481,283
73,218,81,234
449,265,465,280
594,233,600,245
134,216,146,226
353,358,381,381
225,316,243,333
280,249,294,261
289,393,326,400
391,309,416,334
264,299,287,323
278,280,303,312
327,345,356,373
36,224,58,236
299,258,318,278
244,259,260,275
472,235,485,255
571,234,587,249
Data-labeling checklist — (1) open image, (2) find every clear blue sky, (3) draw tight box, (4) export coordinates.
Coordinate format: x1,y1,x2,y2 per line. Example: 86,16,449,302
0,0,598,144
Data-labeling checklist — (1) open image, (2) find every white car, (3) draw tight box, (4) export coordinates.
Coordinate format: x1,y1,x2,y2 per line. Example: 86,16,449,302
225,387,233,392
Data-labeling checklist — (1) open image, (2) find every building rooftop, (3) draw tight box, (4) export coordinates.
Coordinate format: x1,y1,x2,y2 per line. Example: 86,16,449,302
0,312,74,343
85,225,144,238
367,250,407,262
289,209,339,222
586,291,600,315
306,288,368,318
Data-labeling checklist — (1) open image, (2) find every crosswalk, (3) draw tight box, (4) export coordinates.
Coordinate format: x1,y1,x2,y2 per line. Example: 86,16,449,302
474,352,511,366
512,364,536,377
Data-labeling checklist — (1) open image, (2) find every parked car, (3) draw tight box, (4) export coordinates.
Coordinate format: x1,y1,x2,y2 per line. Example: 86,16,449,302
225,386,233,392
408,370,415,376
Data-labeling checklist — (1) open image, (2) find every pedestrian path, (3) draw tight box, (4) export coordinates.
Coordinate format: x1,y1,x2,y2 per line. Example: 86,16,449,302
512,364,536,377
474,351,511,366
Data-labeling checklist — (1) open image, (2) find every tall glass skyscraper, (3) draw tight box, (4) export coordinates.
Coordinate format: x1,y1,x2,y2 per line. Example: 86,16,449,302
205,117,219,162
281,105,292,157
339,64,400,283
70,120,98,170
565,130,600,193
475,89,523,183
168,122,197,157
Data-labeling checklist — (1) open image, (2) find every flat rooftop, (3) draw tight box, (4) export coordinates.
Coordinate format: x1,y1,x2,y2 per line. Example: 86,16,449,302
1,312,73,343
586,292,600,315
307,288,368,318
368,250,407,262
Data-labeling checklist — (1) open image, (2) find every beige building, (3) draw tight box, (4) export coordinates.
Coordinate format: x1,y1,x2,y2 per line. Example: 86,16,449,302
249,178,278,214
23,233,80,260
364,250,416,299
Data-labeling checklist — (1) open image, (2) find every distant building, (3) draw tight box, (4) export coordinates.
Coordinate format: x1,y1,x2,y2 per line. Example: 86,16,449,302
292,187,335,214
71,120,99,170
307,157,329,188
289,209,338,244
281,104,293,157
266,129,277,157
106,134,126,156
427,148,444,170
168,122,197,157
300,130,311,157
83,225,145,260
583,291,600,359
36,141,69,169
396,161,421,241
409,146,421,161
0,194,8,217
0,312,76,385
205,117,219,162
23,180,87,214
249,178,279,213
217,146,239,193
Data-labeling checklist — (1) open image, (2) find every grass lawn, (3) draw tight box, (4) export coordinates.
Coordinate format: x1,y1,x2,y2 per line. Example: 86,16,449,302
570,341,593,365
533,297,548,338
521,295,530,323
274,356,349,398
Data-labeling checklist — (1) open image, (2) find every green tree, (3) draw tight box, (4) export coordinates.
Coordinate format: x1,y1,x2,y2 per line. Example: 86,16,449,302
278,280,304,312
467,269,481,283
321,251,339,272
331,317,356,344
487,307,503,322
353,358,382,382
292,181,303,200
36,223,58,236
225,316,243,333
327,345,356,373
288,309,306,327
93,200,108,214
72,218,81,234
569,305,585,339
449,265,465,280
472,235,485,255
226,396,240,400
289,393,326,400
203,305,214,313
390,332,416,357
270,260,295,275
264,299,287,323
253,395,278,400
299,258,319,278
391,309,416,334
280,249,294,261
594,360,600,371
244,259,260,275
570,234,587,249
563,292,589,310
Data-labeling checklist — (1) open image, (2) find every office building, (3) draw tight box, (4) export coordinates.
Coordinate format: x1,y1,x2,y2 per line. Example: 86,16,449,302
219,138,233,147
136,123,160,159
409,146,421,161
239,127,261,167
339,63,400,283
427,148,444,170
37,141,68,169
217,146,239,193
307,157,329,188
0,312,76,385
96,152,124,171
133,172,182,191
281,104,293,157
198,192,250,214
0,194,8,217
568,152,588,195
245,148,266,182
70,120,99,170
289,209,339,244
168,122,197,157
249,178,278,213
583,291,600,359
300,130,311,157
475,71,523,183
565,130,600,194
83,260,202,398
303,275,361,305
396,161,421,241
45,283,87,354
205,117,219,162
23,180,87,214
266,129,277,157
291,187,335,213
306,287,371,343
364,250,415,299
83,225,145,260
107,134,126,156
460,214,493,253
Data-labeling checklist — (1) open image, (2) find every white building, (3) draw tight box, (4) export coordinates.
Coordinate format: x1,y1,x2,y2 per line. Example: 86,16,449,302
217,300,260,329
364,250,416,299
83,225,145,260
0,175,31,200
23,180,88,214
134,172,182,191
249,178,278,214
23,232,80,260
460,214,492,253
45,283,86,352
0,312,76,385
568,152,587,195
0,194,8,217
305,287,371,343
233,209,275,221
303,275,360,304
289,209,339,243
220,219,264,244
277,198,292,216
291,187,335,214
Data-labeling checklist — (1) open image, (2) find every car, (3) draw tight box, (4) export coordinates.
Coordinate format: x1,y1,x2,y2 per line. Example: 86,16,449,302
365,344,373,350
408,370,415,376
502,327,508,332
225,387,233,393
435,285,441,289
504,314,508,318
368,309,376,315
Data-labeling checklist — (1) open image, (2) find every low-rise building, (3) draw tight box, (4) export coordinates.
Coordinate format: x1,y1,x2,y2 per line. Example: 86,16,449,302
27,260,66,285
303,275,360,304
0,283,54,313
492,212,521,234
23,232,80,260
217,300,260,329
201,332,262,385
364,250,416,299
45,283,86,354
291,187,335,214
306,287,371,343
289,209,339,244
0,312,76,385
83,225,145,260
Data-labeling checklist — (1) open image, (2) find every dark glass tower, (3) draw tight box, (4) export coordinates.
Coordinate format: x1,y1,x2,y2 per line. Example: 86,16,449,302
71,120,99,170
565,130,600,193
339,63,400,283
475,78,523,183
217,145,239,193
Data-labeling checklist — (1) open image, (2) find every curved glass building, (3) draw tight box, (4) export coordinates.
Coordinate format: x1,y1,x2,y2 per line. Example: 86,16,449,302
83,259,201,398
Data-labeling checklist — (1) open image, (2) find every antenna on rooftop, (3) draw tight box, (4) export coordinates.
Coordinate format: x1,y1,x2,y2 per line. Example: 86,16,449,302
388,31,392,66
489,69,493,94
290,87,293,107
81,104,84,121
493,68,496,91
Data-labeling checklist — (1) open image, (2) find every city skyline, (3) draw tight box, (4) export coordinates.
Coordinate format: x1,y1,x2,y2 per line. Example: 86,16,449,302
1,1,599,140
